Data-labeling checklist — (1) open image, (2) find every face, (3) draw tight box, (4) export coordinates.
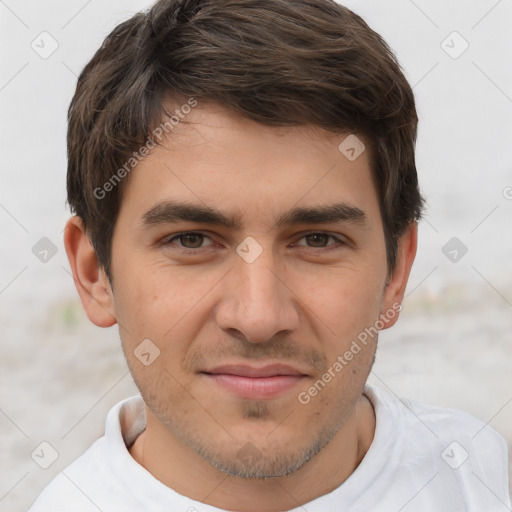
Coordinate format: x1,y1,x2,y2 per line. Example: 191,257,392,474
107,103,401,478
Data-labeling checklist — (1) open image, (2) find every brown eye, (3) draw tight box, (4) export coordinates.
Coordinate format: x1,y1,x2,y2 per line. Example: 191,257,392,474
304,233,330,247
293,232,346,250
165,232,214,250
178,233,205,248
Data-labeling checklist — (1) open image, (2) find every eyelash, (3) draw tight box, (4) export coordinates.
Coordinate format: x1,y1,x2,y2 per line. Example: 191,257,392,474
163,231,346,252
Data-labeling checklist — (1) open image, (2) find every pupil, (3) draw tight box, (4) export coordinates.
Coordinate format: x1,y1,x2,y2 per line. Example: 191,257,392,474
182,234,203,248
307,234,328,247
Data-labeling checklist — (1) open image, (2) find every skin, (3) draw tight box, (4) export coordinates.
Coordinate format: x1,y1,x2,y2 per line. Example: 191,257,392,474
64,103,417,511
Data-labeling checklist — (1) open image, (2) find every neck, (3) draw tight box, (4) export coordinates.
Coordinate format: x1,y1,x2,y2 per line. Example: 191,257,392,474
129,394,375,511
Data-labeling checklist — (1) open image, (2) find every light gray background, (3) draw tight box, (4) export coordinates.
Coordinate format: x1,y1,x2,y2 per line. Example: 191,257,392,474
1,1,511,510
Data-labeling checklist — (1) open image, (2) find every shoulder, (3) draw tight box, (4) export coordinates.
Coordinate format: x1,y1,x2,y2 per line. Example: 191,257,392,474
367,384,507,454
28,396,145,512
28,439,107,512
399,389,507,458
364,385,510,509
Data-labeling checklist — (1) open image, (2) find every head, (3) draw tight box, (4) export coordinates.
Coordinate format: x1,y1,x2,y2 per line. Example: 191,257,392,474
65,0,423,479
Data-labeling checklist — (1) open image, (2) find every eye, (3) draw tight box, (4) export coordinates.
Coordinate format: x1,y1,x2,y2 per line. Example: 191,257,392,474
293,232,345,249
165,231,214,249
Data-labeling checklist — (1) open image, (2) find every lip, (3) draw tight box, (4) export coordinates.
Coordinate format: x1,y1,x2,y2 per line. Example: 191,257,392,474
201,363,307,400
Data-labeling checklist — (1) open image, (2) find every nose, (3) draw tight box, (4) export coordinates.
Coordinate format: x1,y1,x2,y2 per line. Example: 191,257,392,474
215,244,300,344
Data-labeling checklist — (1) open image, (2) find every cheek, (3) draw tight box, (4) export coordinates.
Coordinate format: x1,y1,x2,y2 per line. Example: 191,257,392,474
113,261,224,373
114,261,202,329
300,265,384,340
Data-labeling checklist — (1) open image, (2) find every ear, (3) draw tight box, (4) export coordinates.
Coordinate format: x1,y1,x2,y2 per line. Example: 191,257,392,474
64,216,117,327
379,222,418,329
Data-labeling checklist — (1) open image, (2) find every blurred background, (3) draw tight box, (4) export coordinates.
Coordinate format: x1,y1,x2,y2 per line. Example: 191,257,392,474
1,0,511,510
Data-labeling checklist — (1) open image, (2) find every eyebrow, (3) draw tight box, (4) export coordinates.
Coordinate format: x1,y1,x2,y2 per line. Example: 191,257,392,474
140,201,368,230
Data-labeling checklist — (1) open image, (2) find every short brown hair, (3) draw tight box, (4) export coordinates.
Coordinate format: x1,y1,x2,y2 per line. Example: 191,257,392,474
67,0,423,281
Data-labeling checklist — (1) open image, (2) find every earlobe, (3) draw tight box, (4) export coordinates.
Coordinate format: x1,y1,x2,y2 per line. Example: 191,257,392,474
379,223,418,330
63,216,117,328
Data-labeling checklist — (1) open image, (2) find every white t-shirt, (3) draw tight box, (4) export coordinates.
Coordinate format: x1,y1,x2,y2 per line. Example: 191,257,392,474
29,385,511,512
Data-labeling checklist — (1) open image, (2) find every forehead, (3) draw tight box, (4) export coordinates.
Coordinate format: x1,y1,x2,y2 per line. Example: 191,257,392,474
117,103,380,228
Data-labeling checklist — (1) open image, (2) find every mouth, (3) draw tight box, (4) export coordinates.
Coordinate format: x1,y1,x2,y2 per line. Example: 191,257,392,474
200,363,308,400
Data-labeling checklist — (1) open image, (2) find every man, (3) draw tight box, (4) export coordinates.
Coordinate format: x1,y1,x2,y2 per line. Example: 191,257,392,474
29,0,510,510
